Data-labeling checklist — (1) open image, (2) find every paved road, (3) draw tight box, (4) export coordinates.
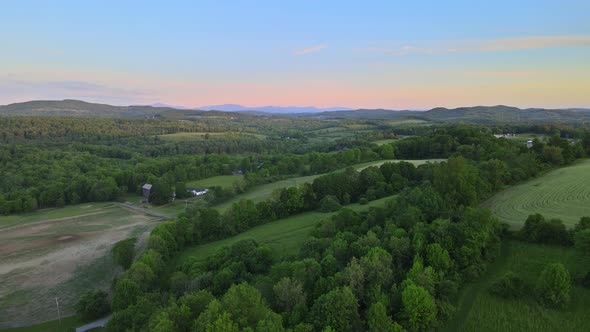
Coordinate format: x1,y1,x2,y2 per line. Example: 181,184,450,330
76,315,111,332
115,202,175,219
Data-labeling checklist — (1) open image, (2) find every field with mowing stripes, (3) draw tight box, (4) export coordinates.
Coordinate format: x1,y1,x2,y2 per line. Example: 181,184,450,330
443,240,590,332
484,160,590,229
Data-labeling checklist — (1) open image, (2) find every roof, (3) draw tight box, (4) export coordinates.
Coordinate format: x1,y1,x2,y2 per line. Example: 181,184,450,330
142,184,152,190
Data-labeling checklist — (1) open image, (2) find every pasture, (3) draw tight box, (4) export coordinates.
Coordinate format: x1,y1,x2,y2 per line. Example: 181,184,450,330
0,204,160,328
484,160,590,229
443,240,590,332
158,131,265,141
186,174,243,189
372,138,397,145
215,159,443,212
175,195,396,267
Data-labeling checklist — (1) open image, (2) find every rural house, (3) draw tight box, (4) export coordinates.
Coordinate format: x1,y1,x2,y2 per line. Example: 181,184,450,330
187,188,209,196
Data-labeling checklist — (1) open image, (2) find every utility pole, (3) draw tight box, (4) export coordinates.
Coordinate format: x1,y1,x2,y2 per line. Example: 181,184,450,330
55,297,62,325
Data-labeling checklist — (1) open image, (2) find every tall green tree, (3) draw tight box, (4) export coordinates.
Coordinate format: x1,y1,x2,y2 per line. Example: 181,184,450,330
535,263,571,308
311,287,361,332
401,281,437,332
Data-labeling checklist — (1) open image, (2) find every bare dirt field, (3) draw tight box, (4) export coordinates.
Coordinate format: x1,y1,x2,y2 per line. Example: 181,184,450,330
0,203,161,329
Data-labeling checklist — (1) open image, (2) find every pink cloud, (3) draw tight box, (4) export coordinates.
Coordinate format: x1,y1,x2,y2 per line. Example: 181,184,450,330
294,44,327,55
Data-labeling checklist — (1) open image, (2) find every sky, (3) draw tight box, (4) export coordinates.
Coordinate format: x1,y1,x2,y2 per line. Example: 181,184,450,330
1,0,590,109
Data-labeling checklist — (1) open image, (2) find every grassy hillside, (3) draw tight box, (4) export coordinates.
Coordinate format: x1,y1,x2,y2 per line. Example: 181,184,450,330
186,175,243,189
175,195,395,266
483,160,590,228
214,159,443,212
443,240,590,332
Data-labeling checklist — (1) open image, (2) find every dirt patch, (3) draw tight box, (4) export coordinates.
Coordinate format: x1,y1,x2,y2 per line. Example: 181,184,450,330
0,206,162,328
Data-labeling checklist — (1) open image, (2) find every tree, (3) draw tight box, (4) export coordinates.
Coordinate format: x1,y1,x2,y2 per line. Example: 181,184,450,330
542,145,564,165
425,243,451,274
206,312,239,332
126,262,156,290
112,279,141,311
220,282,274,330
149,311,175,332
112,237,136,269
575,229,590,257
401,281,437,332
75,290,110,320
367,302,396,332
273,277,306,313
361,247,393,290
489,271,526,298
175,182,191,199
575,216,590,232
535,263,571,308
310,287,361,332
318,195,341,213
150,179,173,205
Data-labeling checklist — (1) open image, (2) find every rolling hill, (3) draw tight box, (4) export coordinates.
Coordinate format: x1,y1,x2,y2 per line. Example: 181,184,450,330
2,100,590,125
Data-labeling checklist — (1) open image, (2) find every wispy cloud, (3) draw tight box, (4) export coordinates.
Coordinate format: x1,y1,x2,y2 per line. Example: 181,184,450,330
362,35,590,55
0,79,154,105
294,44,327,56
463,71,544,78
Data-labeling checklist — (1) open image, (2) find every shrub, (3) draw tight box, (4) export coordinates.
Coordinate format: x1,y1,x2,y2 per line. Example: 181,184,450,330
489,271,526,298
112,237,137,269
75,290,110,320
318,195,341,213
535,263,571,308
520,214,570,245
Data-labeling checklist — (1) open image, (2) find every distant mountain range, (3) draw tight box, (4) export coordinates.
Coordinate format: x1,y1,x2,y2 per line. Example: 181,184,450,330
1,99,590,125
198,104,353,113
150,103,353,114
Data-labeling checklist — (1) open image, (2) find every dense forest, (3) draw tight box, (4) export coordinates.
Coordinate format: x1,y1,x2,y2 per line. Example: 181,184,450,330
3,112,590,331
87,122,588,331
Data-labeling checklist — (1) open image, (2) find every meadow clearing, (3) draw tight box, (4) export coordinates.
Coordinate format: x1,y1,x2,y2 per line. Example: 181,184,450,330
186,174,243,189
214,159,444,212
174,195,396,268
0,204,160,329
442,240,590,332
483,159,590,228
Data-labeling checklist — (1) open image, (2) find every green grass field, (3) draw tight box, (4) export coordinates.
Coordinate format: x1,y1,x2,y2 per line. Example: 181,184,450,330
443,240,590,332
0,315,94,332
0,203,116,230
372,138,397,145
175,195,395,266
158,131,266,141
483,160,590,229
214,159,443,212
186,175,243,189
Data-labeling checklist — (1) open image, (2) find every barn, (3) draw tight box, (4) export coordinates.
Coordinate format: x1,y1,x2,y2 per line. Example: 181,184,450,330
142,184,152,198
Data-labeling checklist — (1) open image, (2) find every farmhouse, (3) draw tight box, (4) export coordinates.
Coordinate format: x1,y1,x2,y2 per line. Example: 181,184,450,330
142,183,152,198
187,187,209,196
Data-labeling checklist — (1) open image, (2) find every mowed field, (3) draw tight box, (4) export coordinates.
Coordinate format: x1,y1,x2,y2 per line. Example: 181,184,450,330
214,159,443,212
186,174,243,189
484,160,590,229
158,131,266,141
175,195,396,267
0,204,160,329
443,240,590,332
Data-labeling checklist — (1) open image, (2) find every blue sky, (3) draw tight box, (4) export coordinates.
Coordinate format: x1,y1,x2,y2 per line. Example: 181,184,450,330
1,0,589,109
